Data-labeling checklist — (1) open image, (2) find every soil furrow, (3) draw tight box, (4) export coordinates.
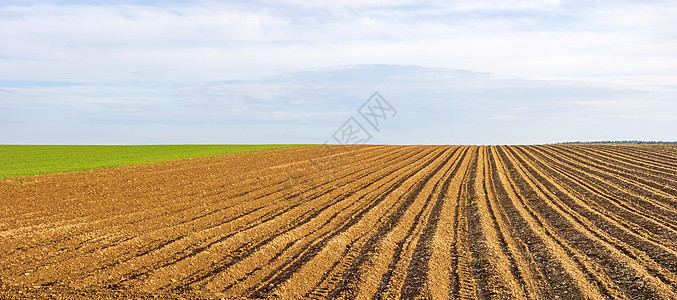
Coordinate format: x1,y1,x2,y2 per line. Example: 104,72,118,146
253,147,455,298
120,146,432,293
527,146,677,246
502,146,674,299
2,144,676,299
577,146,677,179
490,146,604,300
0,146,399,287
399,147,472,299
517,146,677,275
546,145,677,204
185,146,438,295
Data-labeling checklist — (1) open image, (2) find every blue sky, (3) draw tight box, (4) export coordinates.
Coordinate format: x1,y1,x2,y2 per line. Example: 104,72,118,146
1,0,676,145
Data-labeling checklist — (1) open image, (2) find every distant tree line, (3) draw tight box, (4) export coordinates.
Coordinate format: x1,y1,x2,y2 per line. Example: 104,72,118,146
556,140,677,145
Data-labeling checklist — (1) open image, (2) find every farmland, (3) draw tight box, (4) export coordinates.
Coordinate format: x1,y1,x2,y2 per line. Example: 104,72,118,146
0,144,304,178
0,145,676,299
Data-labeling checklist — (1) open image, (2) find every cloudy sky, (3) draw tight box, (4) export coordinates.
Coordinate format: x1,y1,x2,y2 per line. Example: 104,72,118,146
1,0,676,145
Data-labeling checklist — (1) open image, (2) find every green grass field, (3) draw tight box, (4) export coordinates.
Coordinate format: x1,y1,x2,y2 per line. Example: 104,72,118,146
0,144,305,178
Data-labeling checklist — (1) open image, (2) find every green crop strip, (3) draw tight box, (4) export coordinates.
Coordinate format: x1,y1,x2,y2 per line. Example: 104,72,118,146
0,144,307,178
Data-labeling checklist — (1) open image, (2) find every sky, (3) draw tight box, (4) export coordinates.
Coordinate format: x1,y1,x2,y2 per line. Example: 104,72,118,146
1,0,676,145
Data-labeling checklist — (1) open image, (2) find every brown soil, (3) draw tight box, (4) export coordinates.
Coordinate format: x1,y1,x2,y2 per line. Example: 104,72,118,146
1,145,675,299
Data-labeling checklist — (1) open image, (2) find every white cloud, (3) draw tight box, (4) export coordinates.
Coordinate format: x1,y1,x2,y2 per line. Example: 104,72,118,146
1,64,675,144
0,1,676,143
1,0,676,89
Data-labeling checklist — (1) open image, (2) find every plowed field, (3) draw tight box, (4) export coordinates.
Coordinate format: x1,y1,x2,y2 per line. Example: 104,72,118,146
1,145,676,299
